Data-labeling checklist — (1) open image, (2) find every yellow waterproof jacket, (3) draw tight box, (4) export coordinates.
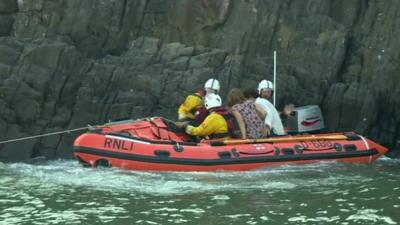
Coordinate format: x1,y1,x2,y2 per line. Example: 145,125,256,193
189,112,228,137
178,94,203,120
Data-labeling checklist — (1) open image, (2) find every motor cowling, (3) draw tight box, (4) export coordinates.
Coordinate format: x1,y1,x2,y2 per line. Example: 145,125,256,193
284,105,325,134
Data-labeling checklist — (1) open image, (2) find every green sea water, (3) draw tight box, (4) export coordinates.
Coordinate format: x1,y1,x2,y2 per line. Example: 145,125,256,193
0,158,399,225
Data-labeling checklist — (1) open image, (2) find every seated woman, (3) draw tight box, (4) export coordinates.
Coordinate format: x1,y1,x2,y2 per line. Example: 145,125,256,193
246,86,295,135
176,93,229,140
228,88,269,139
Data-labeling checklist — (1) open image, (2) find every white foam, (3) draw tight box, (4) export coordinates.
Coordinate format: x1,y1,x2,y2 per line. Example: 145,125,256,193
180,208,205,214
167,218,189,223
223,214,251,219
151,207,179,212
346,209,397,224
211,195,230,200
288,215,340,222
134,220,159,225
260,216,270,221
1,159,400,224
1,159,399,198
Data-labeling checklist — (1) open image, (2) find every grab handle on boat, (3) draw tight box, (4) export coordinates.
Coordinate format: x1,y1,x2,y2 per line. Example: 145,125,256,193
210,134,349,146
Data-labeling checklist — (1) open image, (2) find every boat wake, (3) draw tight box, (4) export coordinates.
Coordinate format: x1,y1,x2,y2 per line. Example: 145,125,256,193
1,158,398,196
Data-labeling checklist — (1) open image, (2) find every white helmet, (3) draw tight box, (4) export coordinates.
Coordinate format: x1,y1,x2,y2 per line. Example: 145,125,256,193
204,78,220,93
204,93,222,110
257,79,274,93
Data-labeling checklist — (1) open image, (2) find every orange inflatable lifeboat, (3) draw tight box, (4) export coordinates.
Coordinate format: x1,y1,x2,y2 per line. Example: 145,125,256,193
73,117,388,171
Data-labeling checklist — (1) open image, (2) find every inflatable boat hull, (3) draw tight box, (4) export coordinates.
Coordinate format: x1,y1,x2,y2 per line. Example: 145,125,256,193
73,118,388,171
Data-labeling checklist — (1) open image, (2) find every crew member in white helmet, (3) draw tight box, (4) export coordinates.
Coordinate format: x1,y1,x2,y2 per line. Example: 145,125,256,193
183,93,229,139
255,80,286,135
177,78,220,124
203,78,220,94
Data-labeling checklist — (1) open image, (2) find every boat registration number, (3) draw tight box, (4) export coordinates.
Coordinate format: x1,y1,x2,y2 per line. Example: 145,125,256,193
300,140,333,149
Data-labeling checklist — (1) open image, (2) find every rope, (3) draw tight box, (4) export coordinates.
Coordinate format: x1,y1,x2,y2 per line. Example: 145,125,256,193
0,117,178,145
162,117,177,124
0,127,88,145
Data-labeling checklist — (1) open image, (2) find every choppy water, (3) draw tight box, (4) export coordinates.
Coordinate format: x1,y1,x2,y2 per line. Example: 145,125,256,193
0,158,399,225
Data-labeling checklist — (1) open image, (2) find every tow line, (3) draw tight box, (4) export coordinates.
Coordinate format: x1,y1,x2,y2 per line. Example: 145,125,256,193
0,127,88,145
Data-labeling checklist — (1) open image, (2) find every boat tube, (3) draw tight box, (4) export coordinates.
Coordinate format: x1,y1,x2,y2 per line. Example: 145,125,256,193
73,117,388,171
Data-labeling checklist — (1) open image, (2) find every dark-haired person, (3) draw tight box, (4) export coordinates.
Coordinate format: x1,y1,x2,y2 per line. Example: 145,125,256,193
227,88,269,139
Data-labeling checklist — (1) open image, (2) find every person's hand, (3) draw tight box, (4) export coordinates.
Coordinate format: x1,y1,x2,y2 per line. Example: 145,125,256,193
263,125,271,137
178,113,187,121
175,121,189,128
283,104,295,116
266,127,271,136
185,125,194,135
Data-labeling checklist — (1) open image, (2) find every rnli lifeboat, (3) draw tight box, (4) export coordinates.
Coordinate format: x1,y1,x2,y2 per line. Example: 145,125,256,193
73,117,388,171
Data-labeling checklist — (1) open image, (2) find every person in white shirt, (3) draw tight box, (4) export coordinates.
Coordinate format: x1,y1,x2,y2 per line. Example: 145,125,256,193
255,80,286,135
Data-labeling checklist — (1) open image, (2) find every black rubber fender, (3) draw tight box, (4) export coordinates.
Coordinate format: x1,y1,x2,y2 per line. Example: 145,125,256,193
334,143,342,152
95,159,111,168
274,147,280,156
294,144,304,154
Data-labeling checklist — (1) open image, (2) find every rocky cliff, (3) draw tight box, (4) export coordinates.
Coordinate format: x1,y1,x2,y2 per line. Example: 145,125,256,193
0,0,399,161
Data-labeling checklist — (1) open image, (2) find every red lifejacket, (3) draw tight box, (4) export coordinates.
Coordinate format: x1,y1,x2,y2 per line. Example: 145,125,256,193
213,107,241,138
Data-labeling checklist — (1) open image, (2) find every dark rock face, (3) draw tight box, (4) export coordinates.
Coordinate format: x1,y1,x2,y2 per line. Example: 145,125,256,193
0,0,399,161
0,0,17,36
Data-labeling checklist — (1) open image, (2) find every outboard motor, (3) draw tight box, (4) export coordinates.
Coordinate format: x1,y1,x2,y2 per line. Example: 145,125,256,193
284,105,325,134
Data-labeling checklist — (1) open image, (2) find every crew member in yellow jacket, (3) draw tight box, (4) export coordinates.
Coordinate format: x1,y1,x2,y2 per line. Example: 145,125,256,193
184,93,229,139
177,78,220,123
177,90,205,121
